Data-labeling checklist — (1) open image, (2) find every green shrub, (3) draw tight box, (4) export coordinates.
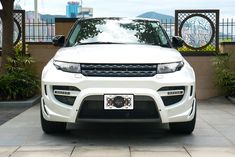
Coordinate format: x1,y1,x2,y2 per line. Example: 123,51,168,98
219,38,233,43
0,43,40,101
0,69,39,100
213,54,235,96
178,44,216,52
5,49,35,73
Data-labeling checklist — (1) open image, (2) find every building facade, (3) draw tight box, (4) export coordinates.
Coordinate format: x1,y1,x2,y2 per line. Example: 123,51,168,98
66,1,80,18
78,7,93,17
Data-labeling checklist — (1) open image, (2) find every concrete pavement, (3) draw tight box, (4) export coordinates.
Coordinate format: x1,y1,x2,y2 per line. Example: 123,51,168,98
0,106,29,125
2,146,235,157
0,97,235,156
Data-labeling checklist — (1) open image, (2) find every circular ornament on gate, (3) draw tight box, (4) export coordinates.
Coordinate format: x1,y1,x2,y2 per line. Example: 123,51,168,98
179,14,215,50
0,18,21,48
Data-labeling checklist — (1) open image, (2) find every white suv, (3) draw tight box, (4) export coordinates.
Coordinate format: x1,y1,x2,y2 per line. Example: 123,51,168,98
41,17,196,134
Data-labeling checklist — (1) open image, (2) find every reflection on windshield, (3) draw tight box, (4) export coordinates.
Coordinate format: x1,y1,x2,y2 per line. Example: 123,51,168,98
68,18,170,47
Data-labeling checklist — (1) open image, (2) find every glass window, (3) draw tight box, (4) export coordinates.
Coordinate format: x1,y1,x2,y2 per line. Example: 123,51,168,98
68,24,81,46
67,18,170,47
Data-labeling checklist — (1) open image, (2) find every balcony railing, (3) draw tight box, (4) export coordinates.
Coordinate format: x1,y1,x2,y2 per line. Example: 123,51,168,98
25,18,235,43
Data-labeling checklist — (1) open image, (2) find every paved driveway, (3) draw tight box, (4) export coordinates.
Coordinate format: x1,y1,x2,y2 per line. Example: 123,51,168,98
0,97,235,157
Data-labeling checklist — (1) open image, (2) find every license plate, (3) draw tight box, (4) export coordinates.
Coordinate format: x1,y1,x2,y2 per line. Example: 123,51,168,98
104,94,134,110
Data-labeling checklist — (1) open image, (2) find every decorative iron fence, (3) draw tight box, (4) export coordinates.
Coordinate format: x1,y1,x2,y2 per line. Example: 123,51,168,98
25,18,235,43
175,10,220,53
160,19,175,39
163,18,235,42
25,19,55,42
220,18,235,42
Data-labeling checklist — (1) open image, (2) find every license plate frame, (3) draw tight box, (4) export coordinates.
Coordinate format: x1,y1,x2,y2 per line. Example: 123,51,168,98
104,94,134,110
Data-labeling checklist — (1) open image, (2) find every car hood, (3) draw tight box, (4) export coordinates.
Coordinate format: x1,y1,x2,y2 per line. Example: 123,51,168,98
54,44,183,64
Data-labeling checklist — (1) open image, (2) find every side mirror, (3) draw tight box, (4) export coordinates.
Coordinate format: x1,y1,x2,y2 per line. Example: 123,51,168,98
52,35,65,47
172,36,184,48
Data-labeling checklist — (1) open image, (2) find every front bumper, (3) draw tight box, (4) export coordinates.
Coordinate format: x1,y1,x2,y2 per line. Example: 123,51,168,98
41,60,196,123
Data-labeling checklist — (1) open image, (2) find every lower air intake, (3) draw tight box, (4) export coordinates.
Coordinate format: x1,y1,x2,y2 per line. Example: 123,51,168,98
158,86,185,106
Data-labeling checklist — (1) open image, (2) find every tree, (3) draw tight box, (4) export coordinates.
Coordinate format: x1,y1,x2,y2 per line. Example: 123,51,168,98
0,0,15,73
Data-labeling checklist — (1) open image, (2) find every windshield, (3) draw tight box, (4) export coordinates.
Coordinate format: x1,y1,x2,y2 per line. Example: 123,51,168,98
67,18,171,47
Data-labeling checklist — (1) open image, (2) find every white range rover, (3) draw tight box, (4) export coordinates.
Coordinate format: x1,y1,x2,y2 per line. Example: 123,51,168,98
41,17,196,134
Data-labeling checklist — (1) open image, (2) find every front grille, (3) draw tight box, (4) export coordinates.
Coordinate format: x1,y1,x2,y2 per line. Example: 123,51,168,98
78,96,159,119
81,64,157,77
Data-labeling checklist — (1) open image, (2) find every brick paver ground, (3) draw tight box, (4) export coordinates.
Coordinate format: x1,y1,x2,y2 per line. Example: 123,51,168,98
0,97,235,157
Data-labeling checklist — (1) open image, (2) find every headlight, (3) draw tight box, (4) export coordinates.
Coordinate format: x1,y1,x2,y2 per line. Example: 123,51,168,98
157,61,184,74
53,60,81,73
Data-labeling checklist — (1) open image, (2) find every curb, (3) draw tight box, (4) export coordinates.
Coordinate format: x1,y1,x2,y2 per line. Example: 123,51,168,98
0,95,41,108
228,96,235,104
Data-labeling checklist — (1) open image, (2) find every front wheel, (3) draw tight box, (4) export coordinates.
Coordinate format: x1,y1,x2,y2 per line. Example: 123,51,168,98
169,105,196,134
40,105,66,134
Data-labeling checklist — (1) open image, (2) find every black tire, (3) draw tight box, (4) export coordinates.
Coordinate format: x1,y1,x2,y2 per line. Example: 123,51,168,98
40,105,66,134
169,104,196,134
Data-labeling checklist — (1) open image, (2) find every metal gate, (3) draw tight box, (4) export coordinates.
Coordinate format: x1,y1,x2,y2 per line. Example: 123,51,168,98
0,10,25,53
175,10,219,54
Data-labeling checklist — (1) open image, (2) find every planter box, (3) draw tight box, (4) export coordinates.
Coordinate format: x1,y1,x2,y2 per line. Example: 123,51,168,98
0,95,41,108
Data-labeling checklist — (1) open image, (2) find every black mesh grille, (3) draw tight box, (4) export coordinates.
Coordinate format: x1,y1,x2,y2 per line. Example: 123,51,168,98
161,96,184,106
53,86,79,106
78,96,159,119
54,95,76,106
158,86,185,106
81,64,157,77
52,86,80,91
158,86,185,91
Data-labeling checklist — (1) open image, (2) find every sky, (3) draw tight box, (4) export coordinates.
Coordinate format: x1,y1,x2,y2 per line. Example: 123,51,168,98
16,0,235,18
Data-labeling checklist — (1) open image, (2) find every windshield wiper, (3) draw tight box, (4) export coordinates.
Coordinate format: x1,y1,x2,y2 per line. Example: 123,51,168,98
76,42,124,45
